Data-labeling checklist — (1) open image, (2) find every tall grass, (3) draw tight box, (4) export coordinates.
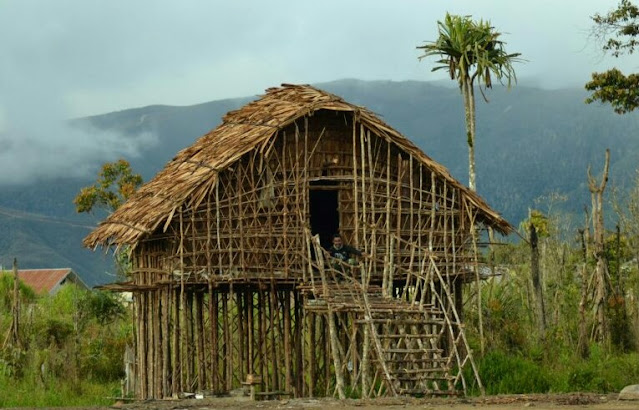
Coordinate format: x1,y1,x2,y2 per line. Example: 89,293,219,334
0,277,128,407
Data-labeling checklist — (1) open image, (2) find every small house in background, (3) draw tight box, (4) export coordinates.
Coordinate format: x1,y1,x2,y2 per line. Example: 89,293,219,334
17,268,89,295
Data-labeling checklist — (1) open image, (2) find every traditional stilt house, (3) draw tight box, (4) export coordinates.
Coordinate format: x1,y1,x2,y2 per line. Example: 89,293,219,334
85,84,511,399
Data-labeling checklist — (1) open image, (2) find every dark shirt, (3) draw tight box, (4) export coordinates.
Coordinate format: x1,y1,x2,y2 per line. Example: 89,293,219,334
328,245,362,263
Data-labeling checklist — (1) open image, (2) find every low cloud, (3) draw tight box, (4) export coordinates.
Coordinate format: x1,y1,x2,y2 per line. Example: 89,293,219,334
0,120,156,185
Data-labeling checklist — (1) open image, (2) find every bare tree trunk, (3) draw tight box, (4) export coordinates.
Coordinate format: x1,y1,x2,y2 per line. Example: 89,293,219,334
587,149,610,344
530,224,546,340
3,258,21,349
462,77,477,192
577,227,590,359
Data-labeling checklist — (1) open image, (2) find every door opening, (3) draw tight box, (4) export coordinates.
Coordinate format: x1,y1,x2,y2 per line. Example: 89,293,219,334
309,185,339,250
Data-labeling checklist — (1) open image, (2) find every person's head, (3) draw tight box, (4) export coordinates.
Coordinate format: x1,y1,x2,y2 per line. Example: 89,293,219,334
332,233,343,249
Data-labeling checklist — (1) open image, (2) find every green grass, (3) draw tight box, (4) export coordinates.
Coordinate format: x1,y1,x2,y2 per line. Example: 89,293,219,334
0,375,119,407
468,346,639,395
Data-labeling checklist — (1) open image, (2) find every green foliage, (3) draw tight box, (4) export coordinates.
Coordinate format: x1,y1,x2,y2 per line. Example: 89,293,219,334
591,0,639,57
417,13,522,92
74,158,142,214
471,344,639,395
0,272,37,310
476,351,551,394
0,283,130,407
82,290,126,325
587,1,639,113
585,68,639,114
519,209,551,238
0,377,118,407
481,278,531,353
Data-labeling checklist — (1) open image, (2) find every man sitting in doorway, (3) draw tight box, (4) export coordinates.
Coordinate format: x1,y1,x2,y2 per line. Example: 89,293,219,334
328,233,366,274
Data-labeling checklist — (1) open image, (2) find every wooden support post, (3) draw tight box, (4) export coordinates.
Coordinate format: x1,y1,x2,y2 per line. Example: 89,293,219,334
284,290,292,395
153,289,161,398
172,285,180,396
294,292,303,397
222,290,231,391
308,312,316,397
383,141,391,296
186,291,194,392
212,292,219,392
269,282,279,391
352,113,359,247
195,292,206,392
237,291,245,384
247,291,254,378
162,287,170,397
362,323,370,398
258,288,268,393
530,224,547,340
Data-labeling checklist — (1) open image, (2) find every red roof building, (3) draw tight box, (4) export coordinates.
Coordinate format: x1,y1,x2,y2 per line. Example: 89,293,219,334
16,268,89,295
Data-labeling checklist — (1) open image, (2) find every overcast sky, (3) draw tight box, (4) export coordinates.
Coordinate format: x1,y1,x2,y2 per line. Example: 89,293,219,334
0,0,635,184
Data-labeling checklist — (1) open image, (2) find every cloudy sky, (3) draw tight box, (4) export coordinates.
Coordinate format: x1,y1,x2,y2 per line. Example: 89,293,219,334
0,0,634,184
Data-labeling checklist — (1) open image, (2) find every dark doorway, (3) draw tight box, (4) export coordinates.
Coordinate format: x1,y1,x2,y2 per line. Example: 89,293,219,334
309,185,339,250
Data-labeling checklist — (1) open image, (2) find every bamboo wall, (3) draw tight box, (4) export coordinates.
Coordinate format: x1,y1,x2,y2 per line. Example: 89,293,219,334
128,110,486,398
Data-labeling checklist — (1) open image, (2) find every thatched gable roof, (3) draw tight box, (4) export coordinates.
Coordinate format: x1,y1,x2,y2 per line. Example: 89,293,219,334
84,84,511,248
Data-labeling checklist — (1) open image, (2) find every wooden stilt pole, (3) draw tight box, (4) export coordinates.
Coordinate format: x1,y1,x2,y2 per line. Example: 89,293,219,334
284,290,292,395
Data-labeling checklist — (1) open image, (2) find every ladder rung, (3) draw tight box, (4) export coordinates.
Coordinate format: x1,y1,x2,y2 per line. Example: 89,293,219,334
393,375,455,381
357,319,445,325
384,348,443,354
378,334,440,339
392,367,450,374
373,357,450,363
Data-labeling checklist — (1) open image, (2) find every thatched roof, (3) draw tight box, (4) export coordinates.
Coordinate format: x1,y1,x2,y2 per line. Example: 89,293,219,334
84,84,511,248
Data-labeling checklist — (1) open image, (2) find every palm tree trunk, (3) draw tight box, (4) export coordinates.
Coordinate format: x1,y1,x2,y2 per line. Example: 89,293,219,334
467,79,477,192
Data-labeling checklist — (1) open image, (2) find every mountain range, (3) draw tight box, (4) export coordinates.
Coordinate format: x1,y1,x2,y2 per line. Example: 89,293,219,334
2,79,637,286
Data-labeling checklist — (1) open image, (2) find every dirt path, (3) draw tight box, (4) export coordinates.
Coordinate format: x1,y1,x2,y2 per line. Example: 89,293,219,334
98,393,638,410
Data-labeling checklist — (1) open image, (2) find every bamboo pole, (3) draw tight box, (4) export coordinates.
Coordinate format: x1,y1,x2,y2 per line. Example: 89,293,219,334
179,209,187,392
294,292,303,396
269,281,279,391
362,322,370,398
383,141,391,296
222,290,231,390
186,290,194,391
284,291,292,394
258,288,267,392
352,114,359,248
360,125,367,275
153,288,161,397
248,290,254,378
195,292,206,391
308,312,316,397
212,292,219,391
172,285,180,396
237,291,245,383
162,285,170,396
282,132,289,278
366,130,375,287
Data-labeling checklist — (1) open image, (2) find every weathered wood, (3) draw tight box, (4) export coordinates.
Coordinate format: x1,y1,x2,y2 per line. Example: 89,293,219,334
284,291,292,394
88,86,511,399
530,223,546,340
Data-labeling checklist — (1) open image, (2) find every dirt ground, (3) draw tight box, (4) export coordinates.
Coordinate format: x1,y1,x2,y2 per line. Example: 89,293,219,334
81,393,638,410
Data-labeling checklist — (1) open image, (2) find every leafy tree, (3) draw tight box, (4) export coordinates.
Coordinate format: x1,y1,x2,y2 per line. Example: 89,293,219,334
74,159,142,279
74,159,142,214
418,13,521,191
586,0,639,113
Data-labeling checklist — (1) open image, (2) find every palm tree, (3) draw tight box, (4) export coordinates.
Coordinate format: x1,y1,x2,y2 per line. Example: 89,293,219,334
418,13,521,191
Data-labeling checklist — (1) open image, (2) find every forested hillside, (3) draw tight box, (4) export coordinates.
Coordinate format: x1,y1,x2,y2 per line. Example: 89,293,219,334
1,79,637,285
